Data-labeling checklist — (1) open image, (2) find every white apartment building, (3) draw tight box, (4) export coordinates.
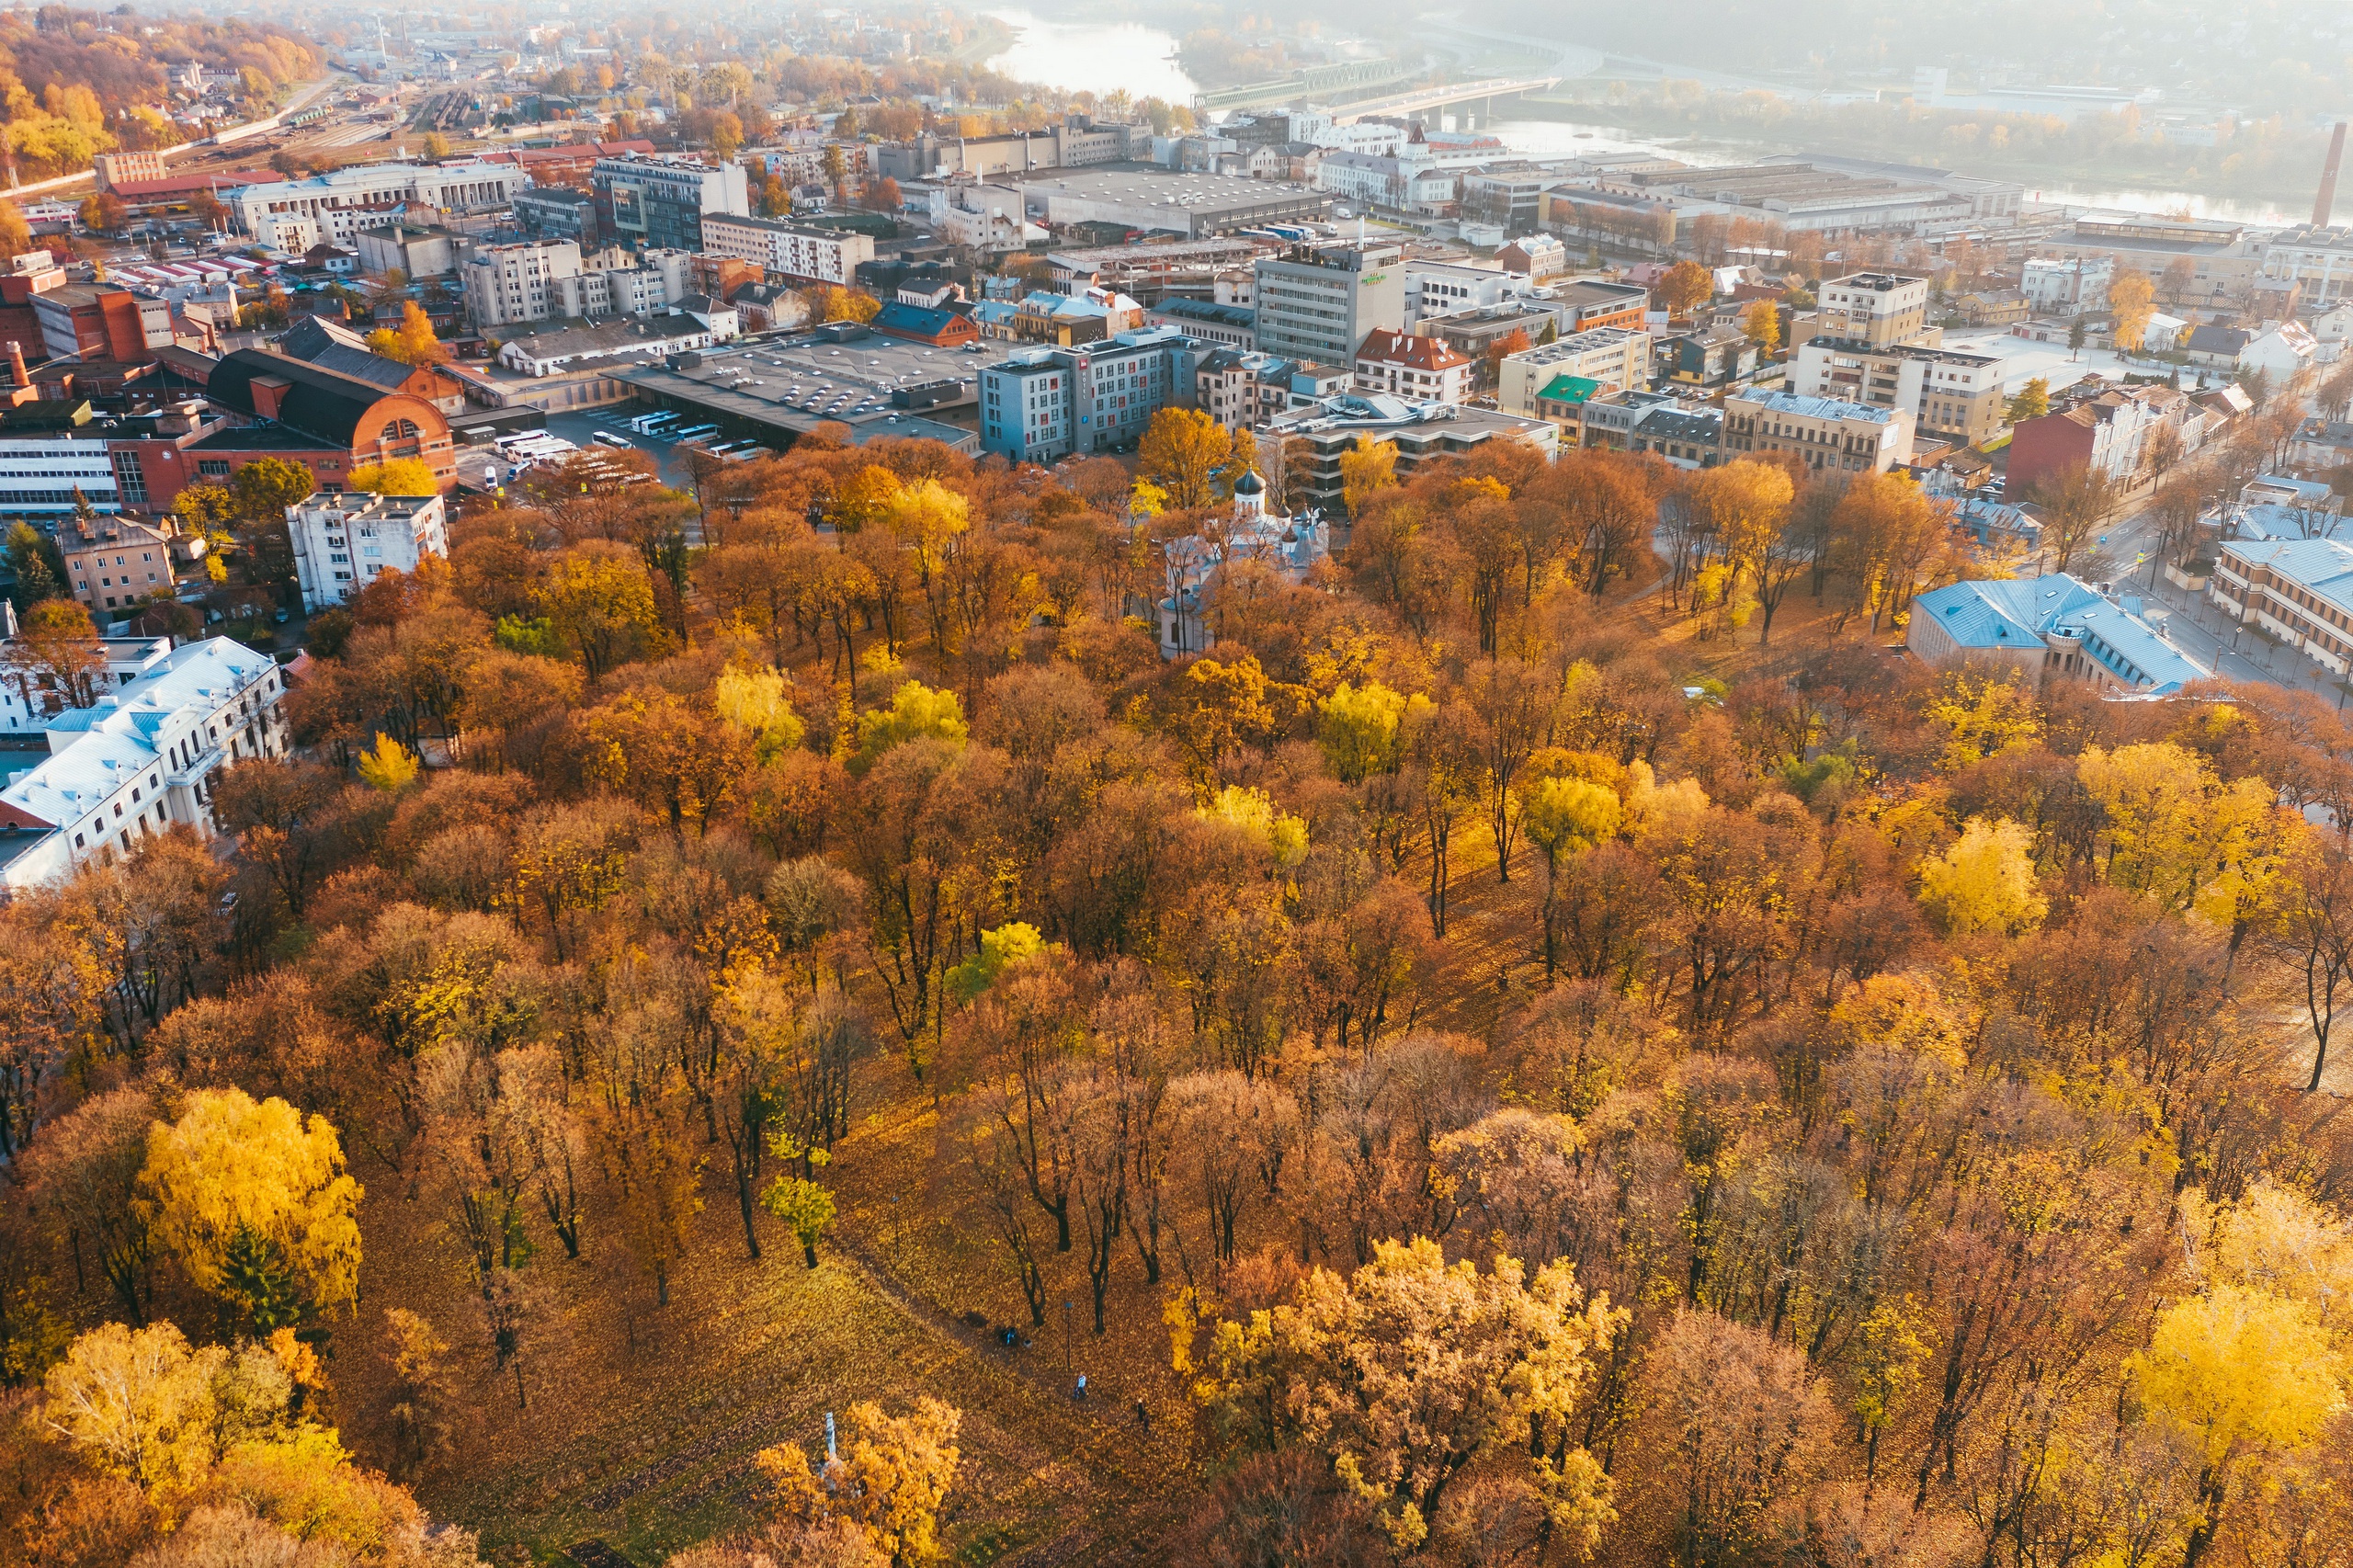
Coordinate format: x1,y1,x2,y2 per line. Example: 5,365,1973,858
553,248,693,319
1354,327,1474,404
698,213,876,286
463,239,585,328
287,491,449,613
1315,151,1458,215
0,637,287,892
2261,226,2353,305
463,242,691,328
1496,329,1654,422
1813,271,1930,347
233,159,530,245
1788,339,2006,447
1405,260,1530,325
2023,256,2114,316
0,632,173,734
1722,390,1915,474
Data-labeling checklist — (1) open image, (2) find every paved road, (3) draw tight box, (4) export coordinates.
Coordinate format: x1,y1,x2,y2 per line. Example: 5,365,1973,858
2066,500,2346,698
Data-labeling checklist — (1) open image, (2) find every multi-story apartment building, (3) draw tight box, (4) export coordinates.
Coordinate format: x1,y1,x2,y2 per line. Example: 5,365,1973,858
1721,390,1914,473
1575,390,1724,469
1812,271,1929,347
1354,327,1473,403
1788,339,2006,447
1459,169,1552,233
462,239,583,328
590,153,751,253
2022,256,2114,316
2260,225,2353,306
514,187,598,247
0,632,178,733
232,159,529,245
2006,381,2194,492
1496,329,1654,424
461,241,693,327
1262,395,1559,517
978,326,1198,463
1253,241,1405,368
93,150,167,189
0,637,289,892
1404,260,1529,325
55,512,188,613
2210,536,2353,676
287,491,449,613
698,213,876,287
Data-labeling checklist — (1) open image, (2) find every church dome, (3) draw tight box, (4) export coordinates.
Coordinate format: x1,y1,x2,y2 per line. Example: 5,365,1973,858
1233,467,1266,495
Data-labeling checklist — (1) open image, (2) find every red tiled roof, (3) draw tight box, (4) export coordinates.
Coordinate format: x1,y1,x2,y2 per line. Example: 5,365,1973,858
1356,327,1471,372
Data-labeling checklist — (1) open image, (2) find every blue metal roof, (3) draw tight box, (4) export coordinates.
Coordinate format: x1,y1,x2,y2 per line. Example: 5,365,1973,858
1914,574,2209,693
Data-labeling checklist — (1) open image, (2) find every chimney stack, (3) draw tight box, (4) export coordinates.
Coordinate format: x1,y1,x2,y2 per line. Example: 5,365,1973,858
2317,121,2348,229
6,341,28,390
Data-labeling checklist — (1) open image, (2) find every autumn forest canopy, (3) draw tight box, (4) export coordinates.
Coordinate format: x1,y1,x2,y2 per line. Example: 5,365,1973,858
7,424,2353,1568
0,7,317,184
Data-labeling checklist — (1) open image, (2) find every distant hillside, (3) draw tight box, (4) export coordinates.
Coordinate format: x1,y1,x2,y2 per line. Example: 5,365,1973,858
0,7,319,184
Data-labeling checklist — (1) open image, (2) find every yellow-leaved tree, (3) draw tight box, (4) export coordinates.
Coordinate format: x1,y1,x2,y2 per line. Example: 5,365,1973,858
2078,740,2291,935
1198,783,1309,869
1339,435,1399,518
356,732,421,793
346,457,438,495
41,1321,242,1504
2132,1284,2342,1568
137,1088,364,1338
2136,1183,2353,1568
1137,405,1232,511
1172,1236,1618,1553
755,1398,963,1566
849,681,966,774
1519,769,1623,979
363,300,448,367
714,664,806,761
1923,668,2040,771
1316,680,1429,785
1916,815,2046,936
885,479,971,653
537,546,668,680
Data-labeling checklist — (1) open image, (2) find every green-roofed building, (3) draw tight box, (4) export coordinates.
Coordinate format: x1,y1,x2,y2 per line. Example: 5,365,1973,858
1495,327,1653,426
1534,373,1602,422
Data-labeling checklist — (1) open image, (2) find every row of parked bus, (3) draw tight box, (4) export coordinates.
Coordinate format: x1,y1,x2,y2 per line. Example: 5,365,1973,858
621,410,767,460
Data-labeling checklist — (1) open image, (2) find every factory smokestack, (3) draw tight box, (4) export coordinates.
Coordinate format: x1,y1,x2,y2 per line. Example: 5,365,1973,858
2317,121,2348,228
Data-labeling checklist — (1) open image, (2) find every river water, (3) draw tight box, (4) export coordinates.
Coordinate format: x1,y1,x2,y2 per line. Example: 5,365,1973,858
983,9,1197,103
983,15,2294,222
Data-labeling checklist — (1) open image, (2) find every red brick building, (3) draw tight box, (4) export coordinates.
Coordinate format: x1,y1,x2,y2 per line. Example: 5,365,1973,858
108,349,460,510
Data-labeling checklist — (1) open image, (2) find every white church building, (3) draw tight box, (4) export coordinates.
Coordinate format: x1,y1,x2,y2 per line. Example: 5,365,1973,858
1155,467,1331,658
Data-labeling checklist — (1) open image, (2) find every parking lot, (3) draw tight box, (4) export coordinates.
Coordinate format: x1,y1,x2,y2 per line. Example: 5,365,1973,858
541,409,717,489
